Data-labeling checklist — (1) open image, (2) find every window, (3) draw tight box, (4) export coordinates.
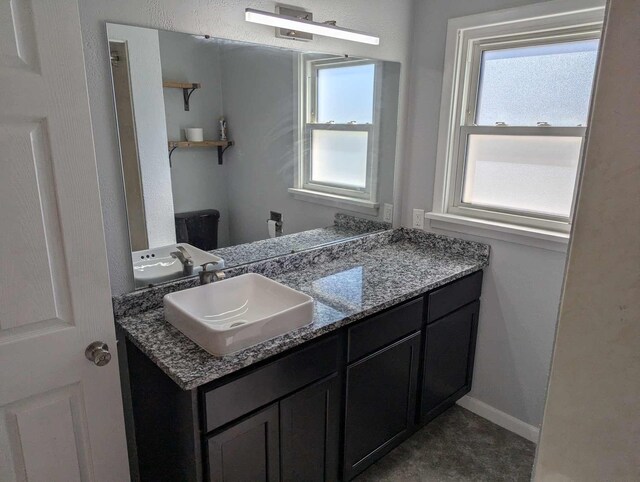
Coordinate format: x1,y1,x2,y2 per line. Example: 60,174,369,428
290,57,380,213
430,4,604,242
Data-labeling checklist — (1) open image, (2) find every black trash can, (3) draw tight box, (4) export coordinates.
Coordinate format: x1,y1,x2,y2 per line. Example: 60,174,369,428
175,209,220,251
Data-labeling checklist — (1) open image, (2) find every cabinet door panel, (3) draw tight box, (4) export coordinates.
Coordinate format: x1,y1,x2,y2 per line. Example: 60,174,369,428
344,333,421,479
280,374,340,482
422,301,480,420
206,404,279,482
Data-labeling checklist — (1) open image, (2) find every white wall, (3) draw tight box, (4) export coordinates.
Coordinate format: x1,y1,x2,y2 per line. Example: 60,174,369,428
78,0,413,295
534,0,640,477
106,24,176,248
404,0,572,431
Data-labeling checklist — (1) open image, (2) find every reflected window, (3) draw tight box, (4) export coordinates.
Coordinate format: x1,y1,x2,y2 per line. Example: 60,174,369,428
298,57,380,204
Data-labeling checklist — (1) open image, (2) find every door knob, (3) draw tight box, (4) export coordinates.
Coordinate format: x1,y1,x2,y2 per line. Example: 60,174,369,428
85,341,112,366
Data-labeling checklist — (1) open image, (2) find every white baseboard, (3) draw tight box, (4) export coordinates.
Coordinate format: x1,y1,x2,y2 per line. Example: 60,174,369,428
456,395,540,443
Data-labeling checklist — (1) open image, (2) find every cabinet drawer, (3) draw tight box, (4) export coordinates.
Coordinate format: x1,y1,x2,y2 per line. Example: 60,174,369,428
203,335,339,433
347,298,423,363
427,271,483,323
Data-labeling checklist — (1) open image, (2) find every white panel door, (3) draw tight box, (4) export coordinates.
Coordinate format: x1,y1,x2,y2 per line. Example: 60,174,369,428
0,0,130,481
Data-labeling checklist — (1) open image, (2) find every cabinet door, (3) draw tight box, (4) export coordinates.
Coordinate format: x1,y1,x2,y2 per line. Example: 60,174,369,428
280,374,340,482
206,404,279,482
343,332,421,480
421,301,480,422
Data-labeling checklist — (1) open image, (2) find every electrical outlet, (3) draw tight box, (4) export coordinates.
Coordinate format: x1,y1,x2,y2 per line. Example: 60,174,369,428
383,203,393,223
412,209,425,229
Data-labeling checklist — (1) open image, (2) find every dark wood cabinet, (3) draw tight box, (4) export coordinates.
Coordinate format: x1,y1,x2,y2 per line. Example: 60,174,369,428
125,272,484,482
421,300,480,422
206,404,280,482
280,374,341,481
343,332,421,480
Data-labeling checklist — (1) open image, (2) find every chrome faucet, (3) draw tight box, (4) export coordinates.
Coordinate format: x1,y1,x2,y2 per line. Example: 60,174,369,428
170,246,194,275
199,265,226,285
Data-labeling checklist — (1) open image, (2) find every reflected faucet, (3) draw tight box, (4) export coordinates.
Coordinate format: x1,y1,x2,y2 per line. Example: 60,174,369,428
170,246,194,275
199,264,226,285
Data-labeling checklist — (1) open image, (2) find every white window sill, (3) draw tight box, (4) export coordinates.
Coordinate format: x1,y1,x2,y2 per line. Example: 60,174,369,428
425,212,570,252
288,188,379,215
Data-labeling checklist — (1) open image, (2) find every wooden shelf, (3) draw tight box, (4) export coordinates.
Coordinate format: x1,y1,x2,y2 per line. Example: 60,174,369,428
163,81,201,90
168,140,230,149
168,140,234,166
162,81,201,111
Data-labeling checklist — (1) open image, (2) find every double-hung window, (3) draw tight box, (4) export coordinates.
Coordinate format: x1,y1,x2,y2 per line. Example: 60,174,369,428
431,4,604,241
291,57,380,213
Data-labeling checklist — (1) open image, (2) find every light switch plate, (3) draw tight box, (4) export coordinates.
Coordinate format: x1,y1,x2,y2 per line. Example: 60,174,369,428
383,203,393,223
412,209,425,229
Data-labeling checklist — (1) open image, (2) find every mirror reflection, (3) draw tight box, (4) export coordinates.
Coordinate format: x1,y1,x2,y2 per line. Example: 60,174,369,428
106,24,400,289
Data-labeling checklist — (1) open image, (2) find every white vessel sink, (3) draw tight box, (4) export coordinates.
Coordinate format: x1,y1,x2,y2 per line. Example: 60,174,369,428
163,273,314,356
132,243,224,288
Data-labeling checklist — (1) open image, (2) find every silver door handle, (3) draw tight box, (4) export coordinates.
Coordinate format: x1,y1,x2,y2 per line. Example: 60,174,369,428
85,341,112,366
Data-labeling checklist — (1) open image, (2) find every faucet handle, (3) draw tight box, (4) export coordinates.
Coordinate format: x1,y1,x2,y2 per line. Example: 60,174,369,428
175,245,192,260
171,245,193,265
199,264,225,284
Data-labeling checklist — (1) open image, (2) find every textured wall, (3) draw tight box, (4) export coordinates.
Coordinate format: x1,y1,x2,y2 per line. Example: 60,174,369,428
78,0,413,294
534,0,640,478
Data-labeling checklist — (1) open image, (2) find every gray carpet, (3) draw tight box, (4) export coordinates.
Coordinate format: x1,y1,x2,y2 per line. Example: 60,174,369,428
355,406,536,481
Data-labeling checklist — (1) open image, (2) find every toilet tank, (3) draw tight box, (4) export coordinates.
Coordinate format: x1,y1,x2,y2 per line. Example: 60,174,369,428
175,209,220,251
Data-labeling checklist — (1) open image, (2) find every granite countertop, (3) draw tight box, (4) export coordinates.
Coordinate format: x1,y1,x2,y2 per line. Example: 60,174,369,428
210,225,380,267
209,213,390,268
116,229,489,390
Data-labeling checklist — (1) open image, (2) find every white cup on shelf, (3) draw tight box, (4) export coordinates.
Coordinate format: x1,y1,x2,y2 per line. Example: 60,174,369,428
185,127,204,142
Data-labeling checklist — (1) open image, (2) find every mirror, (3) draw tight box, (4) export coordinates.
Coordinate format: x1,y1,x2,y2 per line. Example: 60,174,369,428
106,23,400,289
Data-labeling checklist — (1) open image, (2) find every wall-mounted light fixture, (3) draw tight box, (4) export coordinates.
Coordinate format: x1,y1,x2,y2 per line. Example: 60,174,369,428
244,7,380,45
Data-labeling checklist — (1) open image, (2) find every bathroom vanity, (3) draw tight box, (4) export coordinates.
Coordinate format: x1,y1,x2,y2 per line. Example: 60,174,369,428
115,229,488,481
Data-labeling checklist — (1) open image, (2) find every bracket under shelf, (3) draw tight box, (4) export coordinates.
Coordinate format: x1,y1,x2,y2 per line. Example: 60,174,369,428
162,81,201,111
167,140,234,166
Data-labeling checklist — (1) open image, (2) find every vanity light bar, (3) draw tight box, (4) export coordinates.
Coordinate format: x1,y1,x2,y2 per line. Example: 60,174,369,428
244,8,380,45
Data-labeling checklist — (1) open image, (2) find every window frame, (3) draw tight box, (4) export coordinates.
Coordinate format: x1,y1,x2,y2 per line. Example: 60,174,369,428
430,1,605,243
293,56,382,209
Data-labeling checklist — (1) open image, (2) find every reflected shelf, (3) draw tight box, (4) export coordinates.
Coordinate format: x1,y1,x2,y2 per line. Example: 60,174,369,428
167,140,234,166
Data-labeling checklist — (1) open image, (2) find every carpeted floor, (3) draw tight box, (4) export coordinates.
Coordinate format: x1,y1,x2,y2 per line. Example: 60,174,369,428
355,406,536,481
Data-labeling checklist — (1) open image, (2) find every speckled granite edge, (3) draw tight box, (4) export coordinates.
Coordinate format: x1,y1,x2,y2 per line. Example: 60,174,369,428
400,228,491,259
209,213,388,267
334,213,391,232
112,229,398,318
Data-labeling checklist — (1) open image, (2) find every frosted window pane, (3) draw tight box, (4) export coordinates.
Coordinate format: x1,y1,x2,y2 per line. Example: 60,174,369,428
311,130,368,188
476,39,599,126
317,64,374,124
462,135,582,217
